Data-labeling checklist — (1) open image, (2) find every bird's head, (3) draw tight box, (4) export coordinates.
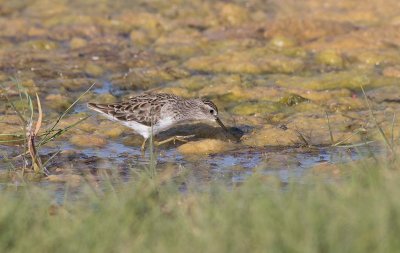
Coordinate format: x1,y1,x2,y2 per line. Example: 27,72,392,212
190,98,228,132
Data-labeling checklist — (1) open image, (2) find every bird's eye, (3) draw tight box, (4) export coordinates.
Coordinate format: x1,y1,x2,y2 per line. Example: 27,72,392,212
209,109,214,114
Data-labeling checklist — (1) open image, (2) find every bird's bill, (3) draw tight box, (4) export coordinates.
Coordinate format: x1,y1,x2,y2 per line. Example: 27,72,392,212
215,117,228,132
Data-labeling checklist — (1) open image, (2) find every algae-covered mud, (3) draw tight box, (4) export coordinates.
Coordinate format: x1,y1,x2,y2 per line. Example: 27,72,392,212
0,0,399,187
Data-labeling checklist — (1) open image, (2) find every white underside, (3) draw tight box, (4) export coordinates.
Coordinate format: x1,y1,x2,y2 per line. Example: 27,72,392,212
100,113,175,139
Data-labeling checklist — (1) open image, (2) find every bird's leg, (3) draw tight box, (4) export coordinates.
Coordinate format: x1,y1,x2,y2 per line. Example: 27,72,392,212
155,135,195,146
141,138,148,152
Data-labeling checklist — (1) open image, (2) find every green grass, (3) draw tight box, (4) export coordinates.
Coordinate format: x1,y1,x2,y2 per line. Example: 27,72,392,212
0,79,94,175
0,157,400,253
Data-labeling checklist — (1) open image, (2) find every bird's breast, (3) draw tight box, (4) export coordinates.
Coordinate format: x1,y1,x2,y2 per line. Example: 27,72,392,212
154,117,176,133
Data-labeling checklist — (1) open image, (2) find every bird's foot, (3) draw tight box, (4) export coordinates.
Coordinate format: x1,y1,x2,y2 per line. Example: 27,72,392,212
155,135,196,146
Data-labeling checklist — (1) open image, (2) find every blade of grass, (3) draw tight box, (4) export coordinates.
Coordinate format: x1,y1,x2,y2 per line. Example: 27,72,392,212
0,151,17,171
34,93,43,136
391,112,395,148
335,140,376,148
12,76,28,123
3,78,32,173
13,115,91,159
332,128,365,147
14,78,31,174
325,111,334,145
25,92,45,174
42,150,61,168
26,91,34,124
0,133,24,137
148,126,157,179
0,83,27,125
9,77,24,103
42,82,96,141
0,139,26,143
39,115,91,146
295,129,310,147
0,129,70,142
360,85,393,152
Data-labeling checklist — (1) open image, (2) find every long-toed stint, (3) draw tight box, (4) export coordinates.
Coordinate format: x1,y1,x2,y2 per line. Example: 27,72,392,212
87,93,228,151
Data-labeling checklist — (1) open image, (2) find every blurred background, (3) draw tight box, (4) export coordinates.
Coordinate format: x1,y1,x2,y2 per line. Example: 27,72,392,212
1,0,400,184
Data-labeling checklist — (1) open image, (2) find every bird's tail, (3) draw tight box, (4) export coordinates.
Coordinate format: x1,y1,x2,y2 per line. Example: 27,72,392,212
87,103,110,114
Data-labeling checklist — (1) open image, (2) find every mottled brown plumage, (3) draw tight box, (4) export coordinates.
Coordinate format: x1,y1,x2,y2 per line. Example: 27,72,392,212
88,93,179,126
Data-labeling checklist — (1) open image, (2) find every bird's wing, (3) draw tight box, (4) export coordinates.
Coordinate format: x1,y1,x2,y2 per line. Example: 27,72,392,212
87,93,177,126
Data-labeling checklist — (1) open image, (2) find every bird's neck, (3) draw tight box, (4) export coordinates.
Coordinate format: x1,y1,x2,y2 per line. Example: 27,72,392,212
172,99,198,121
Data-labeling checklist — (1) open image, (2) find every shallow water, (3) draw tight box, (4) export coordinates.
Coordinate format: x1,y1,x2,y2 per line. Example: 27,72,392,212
0,0,399,190
0,139,379,191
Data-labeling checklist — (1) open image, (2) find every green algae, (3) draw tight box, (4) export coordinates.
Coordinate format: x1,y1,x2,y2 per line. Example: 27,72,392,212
217,3,251,26
21,40,59,51
231,101,282,116
69,37,88,49
113,66,190,90
242,124,299,147
315,50,344,68
70,134,107,148
185,48,304,74
279,94,309,106
45,94,72,112
269,35,298,49
274,70,398,90
84,63,104,77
